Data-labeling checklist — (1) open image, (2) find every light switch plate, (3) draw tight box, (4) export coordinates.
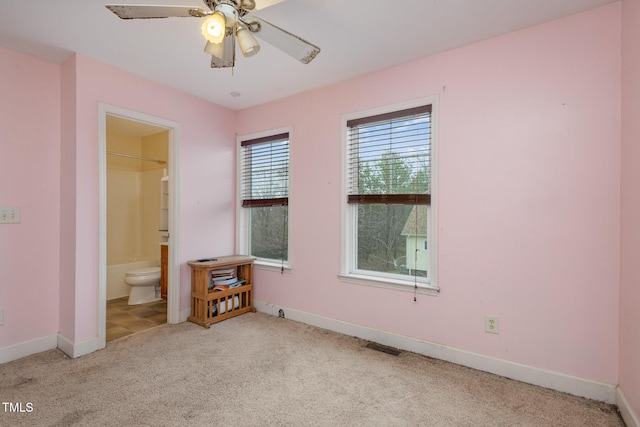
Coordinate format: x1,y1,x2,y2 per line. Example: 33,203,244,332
0,207,20,224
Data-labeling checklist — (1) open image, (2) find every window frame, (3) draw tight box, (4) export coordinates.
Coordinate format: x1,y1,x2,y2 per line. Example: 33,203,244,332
237,127,293,271
340,98,439,295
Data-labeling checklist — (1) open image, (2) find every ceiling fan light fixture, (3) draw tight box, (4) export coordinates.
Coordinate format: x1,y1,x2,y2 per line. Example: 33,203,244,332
201,12,226,44
237,27,260,57
204,40,225,59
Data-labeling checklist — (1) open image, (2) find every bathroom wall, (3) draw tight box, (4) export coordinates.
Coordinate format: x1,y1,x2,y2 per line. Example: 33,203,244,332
141,132,169,259
106,127,168,299
106,131,141,266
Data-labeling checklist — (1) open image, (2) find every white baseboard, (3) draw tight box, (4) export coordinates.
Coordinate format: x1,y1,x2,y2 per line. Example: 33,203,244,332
0,334,58,364
179,307,191,324
617,387,640,427
254,301,617,404
57,334,99,359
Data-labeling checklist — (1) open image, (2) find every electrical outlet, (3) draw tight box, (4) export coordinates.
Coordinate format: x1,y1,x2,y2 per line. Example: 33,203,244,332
485,315,499,334
0,207,20,224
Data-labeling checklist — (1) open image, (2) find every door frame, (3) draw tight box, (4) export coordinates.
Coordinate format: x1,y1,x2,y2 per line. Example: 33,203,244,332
97,103,182,349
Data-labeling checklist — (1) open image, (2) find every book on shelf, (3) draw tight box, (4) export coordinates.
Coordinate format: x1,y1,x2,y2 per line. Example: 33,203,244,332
212,279,246,291
210,267,235,278
213,276,237,286
209,267,236,288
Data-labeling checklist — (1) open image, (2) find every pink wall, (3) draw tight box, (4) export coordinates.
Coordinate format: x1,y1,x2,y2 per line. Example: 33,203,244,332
1,46,237,350
237,4,621,384
0,47,61,346
57,54,237,343
59,55,78,341
0,1,631,407
620,0,640,419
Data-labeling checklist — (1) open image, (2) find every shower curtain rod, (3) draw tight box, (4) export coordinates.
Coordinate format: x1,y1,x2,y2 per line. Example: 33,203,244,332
107,151,166,165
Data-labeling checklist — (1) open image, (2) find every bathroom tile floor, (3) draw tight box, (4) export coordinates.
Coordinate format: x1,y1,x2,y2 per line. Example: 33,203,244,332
106,297,167,342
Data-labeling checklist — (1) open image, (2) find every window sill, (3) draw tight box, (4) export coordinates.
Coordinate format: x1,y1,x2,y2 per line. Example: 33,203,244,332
338,273,439,296
254,260,292,274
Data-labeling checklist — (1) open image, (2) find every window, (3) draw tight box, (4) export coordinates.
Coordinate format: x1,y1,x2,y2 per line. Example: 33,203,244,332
238,131,290,268
342,100,437,293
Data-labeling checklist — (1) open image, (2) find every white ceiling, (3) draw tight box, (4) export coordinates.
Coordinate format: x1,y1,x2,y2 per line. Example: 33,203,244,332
0,0,617,110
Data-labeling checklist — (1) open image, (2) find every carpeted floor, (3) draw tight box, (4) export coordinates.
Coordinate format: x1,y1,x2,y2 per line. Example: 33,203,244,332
0,312,625,426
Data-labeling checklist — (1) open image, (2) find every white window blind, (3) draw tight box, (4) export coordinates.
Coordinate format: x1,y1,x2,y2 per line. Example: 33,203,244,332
241,132,290,208
347,105,431,205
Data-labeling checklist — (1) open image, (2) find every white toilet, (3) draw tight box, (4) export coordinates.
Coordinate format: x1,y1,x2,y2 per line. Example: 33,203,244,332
125,267,162,305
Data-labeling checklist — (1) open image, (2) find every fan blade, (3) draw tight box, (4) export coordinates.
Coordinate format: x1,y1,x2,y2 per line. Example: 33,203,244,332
205,36,235,68
254,0,286,10
245,17,320,64
105,5,208,19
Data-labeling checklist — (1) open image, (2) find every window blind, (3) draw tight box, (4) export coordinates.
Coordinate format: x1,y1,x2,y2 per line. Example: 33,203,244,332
241,132,290,208
347,105,431,205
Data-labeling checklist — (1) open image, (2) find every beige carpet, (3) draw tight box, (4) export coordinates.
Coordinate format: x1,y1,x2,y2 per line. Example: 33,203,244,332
0,312,624,426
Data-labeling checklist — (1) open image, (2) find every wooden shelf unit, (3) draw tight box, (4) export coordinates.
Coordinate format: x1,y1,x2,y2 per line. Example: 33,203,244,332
187,255,256,328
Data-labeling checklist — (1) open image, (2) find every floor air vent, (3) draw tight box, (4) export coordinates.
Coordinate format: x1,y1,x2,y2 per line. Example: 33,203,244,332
365,342,401,356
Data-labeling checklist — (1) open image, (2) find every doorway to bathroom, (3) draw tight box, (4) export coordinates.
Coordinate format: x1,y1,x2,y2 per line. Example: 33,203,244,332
98,104,181,349
106,115,168,341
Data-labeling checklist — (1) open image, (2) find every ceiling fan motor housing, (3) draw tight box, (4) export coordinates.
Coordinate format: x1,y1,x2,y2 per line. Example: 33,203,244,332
203,0,255,16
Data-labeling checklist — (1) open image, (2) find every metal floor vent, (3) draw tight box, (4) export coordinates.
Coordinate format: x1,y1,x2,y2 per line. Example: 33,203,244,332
365,342,401,356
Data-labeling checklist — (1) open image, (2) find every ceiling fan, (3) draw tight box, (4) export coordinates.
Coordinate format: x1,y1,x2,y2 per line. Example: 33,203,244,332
105,0,321,68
